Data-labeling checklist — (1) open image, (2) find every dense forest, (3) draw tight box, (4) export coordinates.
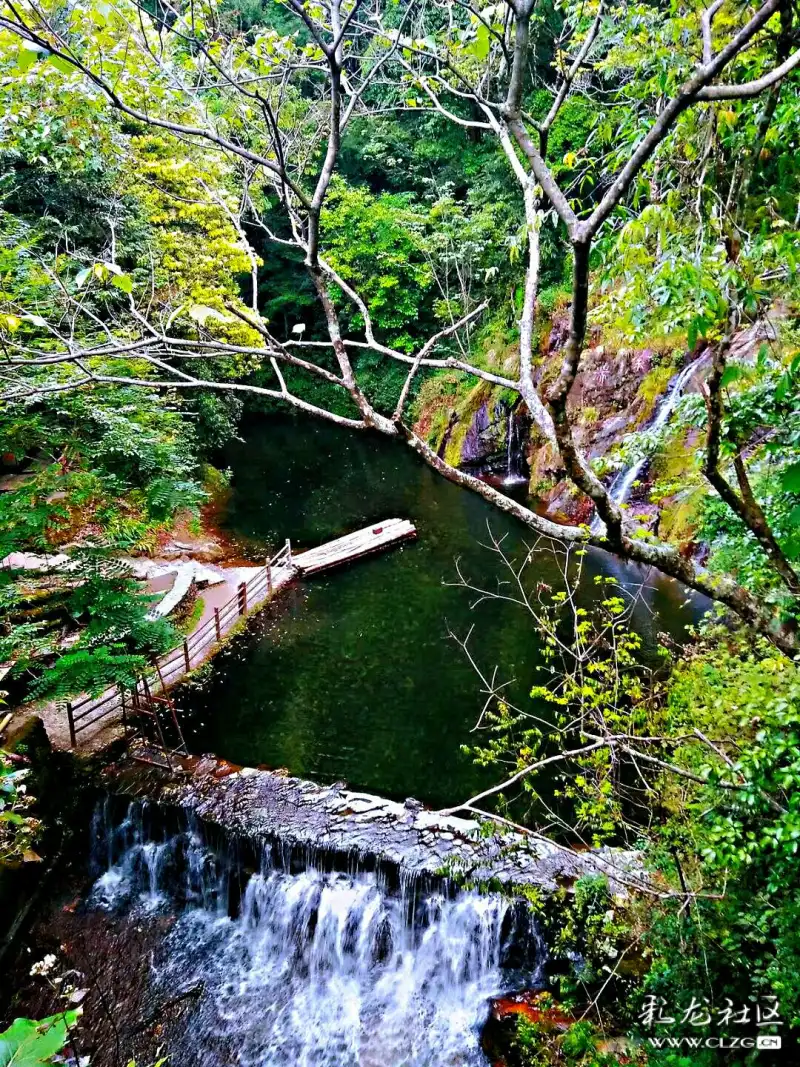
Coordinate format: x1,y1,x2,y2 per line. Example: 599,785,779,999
1,0,800,1063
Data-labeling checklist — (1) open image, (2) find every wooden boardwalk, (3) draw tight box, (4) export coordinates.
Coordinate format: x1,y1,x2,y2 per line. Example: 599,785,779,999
293,518,416,576
59,518,416,751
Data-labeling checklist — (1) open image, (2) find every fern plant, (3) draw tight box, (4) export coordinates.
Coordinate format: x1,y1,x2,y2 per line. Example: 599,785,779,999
1,543,177,701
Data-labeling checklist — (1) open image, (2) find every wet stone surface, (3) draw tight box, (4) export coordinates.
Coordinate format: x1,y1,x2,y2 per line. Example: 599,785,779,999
111,752,644,895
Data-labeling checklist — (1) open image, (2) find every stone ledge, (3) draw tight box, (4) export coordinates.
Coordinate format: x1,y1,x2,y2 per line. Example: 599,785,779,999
107,750,645,896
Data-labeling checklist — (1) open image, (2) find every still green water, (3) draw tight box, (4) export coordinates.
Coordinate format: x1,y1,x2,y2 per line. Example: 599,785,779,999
183,416,700,810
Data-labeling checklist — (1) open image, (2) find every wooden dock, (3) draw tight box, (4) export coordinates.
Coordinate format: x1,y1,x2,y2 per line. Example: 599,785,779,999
293,518,416,576
57,518,416,751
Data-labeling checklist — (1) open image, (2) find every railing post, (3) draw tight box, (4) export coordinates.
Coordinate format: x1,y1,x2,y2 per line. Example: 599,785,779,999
285,538,292,566
67,702,76,748
214,607,222,642
183,639,191,673
238,580,247,615
154,660,167,695
267,562,273,596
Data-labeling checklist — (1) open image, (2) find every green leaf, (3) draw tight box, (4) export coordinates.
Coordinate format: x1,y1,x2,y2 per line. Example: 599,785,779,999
15,46,42,74
0,1013,77,1066
0,812,25,825
720,365,743,389
48,55,74,76
781,462,800,494
74,267,91,288
776,371,794,402
687,317,699,351
473,22,490,60
687,314,710,351
111,273,133,294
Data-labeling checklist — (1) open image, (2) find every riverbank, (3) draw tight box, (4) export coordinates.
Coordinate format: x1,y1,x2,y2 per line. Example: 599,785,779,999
6,555,294,754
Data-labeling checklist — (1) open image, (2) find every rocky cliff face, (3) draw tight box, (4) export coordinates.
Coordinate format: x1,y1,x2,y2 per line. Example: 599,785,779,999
534,326,677,523
439,397,533,486
416,315,696,524
415,315,777,538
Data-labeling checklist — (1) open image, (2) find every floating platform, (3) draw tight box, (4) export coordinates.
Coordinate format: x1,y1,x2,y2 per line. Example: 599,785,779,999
292,517,416,576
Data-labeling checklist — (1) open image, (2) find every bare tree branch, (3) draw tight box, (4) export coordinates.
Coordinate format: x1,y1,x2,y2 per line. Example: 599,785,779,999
697,46,800,98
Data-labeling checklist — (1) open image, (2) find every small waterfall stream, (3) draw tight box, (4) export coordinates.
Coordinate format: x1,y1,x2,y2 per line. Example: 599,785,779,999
89,801,545,1067
503,410,528,487
591,359,699,534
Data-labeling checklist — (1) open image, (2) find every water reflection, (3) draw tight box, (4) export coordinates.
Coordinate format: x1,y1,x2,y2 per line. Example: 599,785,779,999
183,416,702,808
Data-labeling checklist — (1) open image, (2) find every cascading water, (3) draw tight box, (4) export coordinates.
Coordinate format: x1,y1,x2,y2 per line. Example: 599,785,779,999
591,359,699,534
503,409,527,487
89,801,546,1067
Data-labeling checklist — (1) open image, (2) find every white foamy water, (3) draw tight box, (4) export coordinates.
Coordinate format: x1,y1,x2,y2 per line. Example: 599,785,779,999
591,358,699,534
89,802,544,1067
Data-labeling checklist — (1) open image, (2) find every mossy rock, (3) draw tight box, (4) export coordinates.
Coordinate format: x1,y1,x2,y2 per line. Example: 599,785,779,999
634,364,676,426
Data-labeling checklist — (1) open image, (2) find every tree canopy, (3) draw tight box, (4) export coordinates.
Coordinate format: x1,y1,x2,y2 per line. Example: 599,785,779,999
3,4,800,1059
1,0,799,658
0,0,799,671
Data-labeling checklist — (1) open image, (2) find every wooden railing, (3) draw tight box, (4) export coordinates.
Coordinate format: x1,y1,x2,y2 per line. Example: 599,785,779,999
66,540,293,746
122,683,189,772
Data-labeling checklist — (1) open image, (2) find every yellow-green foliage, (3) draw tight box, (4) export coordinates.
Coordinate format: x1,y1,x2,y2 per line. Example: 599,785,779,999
443,422,468,467
659,490,705,545
412,373,463,447
537,285,571,315
201,464,232,502
477,324,520,378
650,434,703,544
650,429,698,484
124,134,264,356
413,320,523,455
413,372,500,463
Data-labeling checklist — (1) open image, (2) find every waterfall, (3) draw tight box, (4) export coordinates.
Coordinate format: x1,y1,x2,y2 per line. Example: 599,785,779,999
89,801,546,1067
507,411,514,478
591,359,698,535
503,409,527,486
